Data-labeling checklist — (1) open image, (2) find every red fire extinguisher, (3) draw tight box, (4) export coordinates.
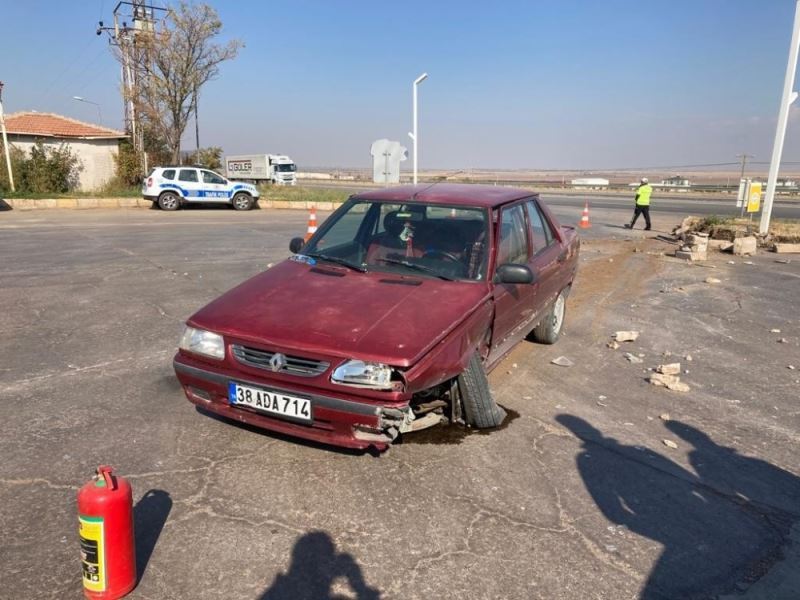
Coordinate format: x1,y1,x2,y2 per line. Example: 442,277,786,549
77,465,137,599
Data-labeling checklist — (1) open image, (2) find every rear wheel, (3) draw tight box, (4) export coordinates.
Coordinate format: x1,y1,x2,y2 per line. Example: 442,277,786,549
232,192,254,211
158,192,180,211
531,288,567,344
458,351,507,428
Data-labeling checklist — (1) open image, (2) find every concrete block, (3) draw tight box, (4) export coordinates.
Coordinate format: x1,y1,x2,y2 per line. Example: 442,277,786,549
118,198,138,208
57,198,78,209
675,249,707,261
272,200,291,209
733,236,757,256
98,198,118,208
774,243,800,254
315,201,334,210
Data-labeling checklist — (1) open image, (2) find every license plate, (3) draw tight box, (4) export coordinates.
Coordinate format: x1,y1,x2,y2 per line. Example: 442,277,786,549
228,382,312,422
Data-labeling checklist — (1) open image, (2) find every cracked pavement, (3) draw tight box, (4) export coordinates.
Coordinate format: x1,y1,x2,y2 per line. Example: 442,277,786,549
1,207,799,599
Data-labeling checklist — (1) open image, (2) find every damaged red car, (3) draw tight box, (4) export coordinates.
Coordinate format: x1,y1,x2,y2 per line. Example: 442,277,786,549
173,184,580,450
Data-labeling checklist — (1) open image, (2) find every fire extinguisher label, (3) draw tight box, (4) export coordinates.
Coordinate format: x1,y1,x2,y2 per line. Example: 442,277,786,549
79,515,106,593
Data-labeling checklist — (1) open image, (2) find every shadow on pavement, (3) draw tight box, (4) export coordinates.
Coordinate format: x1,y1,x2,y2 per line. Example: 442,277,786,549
259,531,380,600
133,489,172,581
556,415,800,599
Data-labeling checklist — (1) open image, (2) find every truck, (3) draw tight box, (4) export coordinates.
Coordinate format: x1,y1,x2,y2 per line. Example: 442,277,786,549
225,154,297,186
173,183,580,451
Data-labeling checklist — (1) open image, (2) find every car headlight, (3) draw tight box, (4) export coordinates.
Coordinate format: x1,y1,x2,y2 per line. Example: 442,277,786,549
331,360,395,390
179,326,225,360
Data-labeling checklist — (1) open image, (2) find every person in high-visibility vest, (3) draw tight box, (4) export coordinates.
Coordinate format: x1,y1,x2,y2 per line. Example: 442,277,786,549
625,177,652,230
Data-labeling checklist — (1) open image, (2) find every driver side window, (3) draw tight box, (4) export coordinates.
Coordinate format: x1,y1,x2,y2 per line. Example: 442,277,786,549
497,204,529,265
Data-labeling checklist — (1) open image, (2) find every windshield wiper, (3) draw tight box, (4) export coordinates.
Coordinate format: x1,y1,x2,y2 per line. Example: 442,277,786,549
375,257,454,281
305,253,367,273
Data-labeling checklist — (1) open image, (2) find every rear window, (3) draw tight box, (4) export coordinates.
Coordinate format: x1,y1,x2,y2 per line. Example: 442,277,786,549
178,169,198,182
161,169,176,180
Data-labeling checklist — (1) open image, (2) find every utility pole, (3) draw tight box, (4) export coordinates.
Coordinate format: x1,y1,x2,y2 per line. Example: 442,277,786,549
96,2,167,172
193,83,200,158
409,72,428,185
0,81,15,192
761,0,800,235
737,153,753,181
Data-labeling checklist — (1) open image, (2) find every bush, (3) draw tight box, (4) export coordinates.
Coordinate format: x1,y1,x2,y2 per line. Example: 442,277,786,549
0,141,82,194
113,140,143,186
0,144,26,192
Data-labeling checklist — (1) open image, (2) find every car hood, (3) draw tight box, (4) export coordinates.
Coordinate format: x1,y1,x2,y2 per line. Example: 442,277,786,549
189,259,490,367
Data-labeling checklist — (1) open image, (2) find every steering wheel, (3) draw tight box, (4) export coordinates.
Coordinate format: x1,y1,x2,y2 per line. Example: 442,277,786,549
423,249,462,264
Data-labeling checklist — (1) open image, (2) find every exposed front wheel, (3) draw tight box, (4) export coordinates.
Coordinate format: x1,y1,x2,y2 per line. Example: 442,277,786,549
158,191,181,211
458,351,507,428
531,288,568,344
232,192,254,211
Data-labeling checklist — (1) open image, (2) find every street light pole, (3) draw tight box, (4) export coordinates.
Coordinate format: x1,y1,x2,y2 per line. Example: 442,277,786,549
72,96,103,125
760,0,800,235
409,72,428,185
0,81,15,192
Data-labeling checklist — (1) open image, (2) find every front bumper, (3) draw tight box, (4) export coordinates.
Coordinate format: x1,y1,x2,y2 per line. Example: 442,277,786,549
173,355,398,450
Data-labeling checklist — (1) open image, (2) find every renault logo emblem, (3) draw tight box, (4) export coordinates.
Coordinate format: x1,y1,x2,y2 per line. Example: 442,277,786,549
269,353,286,372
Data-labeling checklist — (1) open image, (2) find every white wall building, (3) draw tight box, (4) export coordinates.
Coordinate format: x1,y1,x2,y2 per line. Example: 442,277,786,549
4,112,128,191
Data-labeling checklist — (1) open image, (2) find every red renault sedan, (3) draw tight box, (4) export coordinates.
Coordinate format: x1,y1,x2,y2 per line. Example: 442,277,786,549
174,184,579,450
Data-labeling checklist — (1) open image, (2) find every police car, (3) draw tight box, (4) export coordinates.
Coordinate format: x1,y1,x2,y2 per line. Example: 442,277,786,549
142,166,260,211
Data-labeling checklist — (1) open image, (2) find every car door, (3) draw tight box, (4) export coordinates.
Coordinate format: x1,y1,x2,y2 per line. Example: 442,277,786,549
489,202,539,361
177,168,201,202
201,170,228,201
525,198,563,309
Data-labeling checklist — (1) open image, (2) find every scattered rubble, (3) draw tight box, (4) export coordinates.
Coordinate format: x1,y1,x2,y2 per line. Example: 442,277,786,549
650,372,691,392
704,277,721,284
685,355,693,362
708,239,734,251
770,328,782,333
779,338,788,344
614,331,640,342
675,232,709,261
625,353,643,364
657,363,682,375
659,413,671,421
662,439,678,449
606,340,620,350
775,258,792,264
551,356,574,367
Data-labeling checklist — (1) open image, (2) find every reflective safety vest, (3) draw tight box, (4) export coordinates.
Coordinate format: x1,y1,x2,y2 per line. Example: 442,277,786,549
636,184,652,206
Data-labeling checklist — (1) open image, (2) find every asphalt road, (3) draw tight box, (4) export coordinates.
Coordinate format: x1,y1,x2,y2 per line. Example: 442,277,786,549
1,208,799,599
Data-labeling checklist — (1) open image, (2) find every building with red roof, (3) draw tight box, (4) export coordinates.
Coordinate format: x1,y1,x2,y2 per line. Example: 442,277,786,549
3,112,128,191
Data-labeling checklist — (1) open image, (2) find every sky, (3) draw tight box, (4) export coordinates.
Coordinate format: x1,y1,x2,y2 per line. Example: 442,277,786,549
3,0,800,171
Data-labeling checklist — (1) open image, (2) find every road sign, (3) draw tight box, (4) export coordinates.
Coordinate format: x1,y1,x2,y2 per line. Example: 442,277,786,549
747,181,762,213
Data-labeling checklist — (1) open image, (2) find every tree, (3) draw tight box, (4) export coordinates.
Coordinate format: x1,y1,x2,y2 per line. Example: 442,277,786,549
124,2,242,163
185,146,223,170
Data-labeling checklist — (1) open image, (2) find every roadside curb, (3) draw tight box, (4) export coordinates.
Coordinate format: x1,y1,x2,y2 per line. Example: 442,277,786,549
1,198,346,211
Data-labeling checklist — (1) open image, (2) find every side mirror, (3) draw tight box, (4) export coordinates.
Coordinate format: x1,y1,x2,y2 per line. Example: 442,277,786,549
289,237,305,254
495,264,535,285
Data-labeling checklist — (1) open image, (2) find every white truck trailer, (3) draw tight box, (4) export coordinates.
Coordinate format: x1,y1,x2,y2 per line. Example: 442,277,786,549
225,154,297,185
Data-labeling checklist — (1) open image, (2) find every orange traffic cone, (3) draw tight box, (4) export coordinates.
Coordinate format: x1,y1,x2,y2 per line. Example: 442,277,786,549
305,206,318,241
578,202,591,229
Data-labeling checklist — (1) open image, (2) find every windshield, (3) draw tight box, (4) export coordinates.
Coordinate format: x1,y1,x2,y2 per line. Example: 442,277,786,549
302,200,490,281
276,164,296,172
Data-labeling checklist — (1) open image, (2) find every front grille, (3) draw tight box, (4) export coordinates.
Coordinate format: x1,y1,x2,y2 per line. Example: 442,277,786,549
231,344,329,377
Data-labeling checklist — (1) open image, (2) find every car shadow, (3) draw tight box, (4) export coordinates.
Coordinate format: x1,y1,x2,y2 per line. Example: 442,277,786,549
133,489,172,582
556,415,800,599
258,531,380,600
0,198,12,211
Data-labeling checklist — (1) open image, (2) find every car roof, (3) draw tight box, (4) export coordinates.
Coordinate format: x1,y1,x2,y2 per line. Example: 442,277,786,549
351,183,536,208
